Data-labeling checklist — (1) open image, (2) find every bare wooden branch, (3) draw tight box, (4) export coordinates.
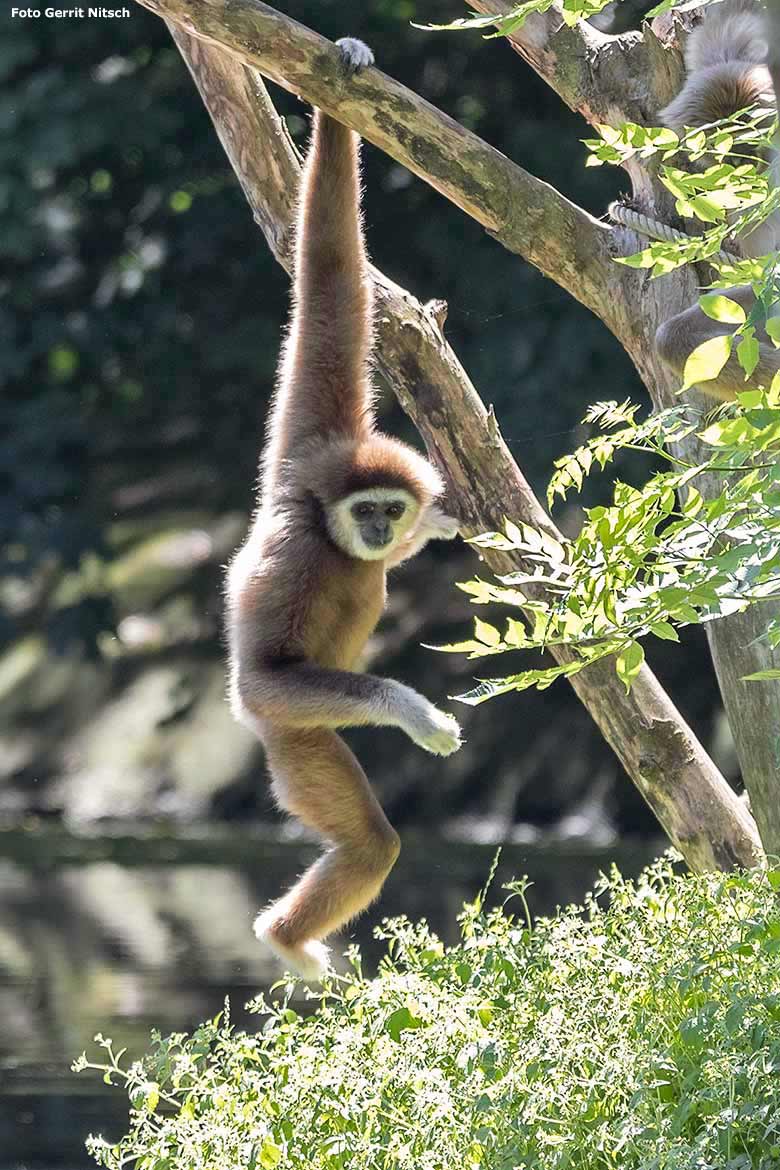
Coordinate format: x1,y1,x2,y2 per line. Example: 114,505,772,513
168,26,762,872
133,0,638,338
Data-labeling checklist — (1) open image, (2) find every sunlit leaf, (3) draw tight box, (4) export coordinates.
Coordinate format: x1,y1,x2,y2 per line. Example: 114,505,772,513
765,316,780,346
384,1006,426,1041
682,334,733,390
737,331,760,379
615,642,645,693
474,618,501,647
699,294,746,324
649,621,679,642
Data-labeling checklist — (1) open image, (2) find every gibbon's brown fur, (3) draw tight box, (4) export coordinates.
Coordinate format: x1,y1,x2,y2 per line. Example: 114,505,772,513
225,38,461,981
655,0,780,398
660,0,773,131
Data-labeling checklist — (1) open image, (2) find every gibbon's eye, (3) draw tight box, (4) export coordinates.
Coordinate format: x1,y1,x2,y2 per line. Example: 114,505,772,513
385,501,406,521
353,501,375,519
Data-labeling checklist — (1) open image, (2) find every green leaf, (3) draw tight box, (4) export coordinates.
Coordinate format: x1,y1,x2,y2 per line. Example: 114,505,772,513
258,1138,283,1169
682,334,732,390
474,618,501,647
615,642,645,693
698,294,746,324
737,331,760,378
649,621,680,642
742,669,780,681
432,639,491,656
469,531,517,551
765,316,780,346
689,194,726,222
384,1006,425,1042
504,619,528,648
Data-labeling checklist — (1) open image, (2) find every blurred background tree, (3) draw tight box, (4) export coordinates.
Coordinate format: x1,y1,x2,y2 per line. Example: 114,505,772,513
0,0,733,838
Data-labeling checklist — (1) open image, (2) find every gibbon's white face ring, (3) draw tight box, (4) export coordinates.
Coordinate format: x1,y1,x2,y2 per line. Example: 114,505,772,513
327,487,420,561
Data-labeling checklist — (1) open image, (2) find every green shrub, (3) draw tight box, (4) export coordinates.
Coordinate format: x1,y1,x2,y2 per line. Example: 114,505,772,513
77,858,780,1170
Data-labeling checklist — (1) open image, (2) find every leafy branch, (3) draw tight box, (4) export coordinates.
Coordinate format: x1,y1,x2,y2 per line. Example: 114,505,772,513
447,384,780,698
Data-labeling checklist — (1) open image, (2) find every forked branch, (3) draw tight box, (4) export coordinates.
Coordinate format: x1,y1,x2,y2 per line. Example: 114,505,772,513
132,0,638,339
467,0,686,128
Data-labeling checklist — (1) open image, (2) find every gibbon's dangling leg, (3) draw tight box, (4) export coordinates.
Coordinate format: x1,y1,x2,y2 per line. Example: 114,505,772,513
654,0,780,397
225,37,462,981
254,727,400,979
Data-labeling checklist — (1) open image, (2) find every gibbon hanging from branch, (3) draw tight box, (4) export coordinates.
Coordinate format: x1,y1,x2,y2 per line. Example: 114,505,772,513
225,38,462,981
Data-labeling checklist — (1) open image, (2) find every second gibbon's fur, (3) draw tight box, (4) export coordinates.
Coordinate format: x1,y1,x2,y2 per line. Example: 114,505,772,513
655,0,780,398
226,38,462,981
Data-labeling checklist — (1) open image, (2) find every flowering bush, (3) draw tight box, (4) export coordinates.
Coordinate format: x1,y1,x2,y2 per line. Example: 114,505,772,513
78,858,780,1170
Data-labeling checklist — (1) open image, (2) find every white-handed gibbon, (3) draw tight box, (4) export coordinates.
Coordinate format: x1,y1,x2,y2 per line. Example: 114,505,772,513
226,37,462,981
655,0,780,398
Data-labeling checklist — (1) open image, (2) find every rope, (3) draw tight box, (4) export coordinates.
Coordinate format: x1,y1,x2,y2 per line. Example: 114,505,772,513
608,202,742,268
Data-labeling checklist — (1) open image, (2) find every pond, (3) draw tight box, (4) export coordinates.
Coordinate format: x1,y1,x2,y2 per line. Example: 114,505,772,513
0,825,663,1170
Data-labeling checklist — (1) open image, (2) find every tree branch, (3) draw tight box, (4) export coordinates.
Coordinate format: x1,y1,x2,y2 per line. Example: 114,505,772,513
166,25,762,872
132,0,637,339
465,0,699,217
467,0,686,129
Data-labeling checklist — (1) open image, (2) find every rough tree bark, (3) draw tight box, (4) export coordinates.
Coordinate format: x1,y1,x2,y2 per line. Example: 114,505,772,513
135,12,764,871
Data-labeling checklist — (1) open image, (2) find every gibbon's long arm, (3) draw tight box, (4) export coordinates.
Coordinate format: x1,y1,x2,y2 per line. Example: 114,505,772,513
240,661,400,729
279,111,374,448
237,658,459,755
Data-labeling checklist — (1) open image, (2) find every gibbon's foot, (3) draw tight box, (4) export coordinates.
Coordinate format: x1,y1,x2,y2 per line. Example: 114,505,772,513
253,911,331,982
335,37,375,74
408,703,462,757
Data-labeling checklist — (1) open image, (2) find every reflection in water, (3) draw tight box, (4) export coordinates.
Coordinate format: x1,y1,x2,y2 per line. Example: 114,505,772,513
0,828,662,1169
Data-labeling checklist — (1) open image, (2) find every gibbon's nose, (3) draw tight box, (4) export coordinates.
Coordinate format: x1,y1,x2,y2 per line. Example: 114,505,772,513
367,521,392,547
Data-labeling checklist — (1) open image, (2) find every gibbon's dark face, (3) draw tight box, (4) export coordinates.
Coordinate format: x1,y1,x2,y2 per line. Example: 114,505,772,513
352,496,407,549
327,487,420,561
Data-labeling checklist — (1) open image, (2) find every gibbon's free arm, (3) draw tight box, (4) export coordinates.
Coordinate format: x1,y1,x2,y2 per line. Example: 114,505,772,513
239,658,402,730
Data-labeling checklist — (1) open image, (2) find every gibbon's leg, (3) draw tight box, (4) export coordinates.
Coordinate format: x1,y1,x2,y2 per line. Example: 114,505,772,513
254,727,400,979
654,1,780,395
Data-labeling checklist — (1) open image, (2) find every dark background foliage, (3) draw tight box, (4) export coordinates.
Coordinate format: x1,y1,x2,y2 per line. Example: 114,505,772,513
0,0,734,839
